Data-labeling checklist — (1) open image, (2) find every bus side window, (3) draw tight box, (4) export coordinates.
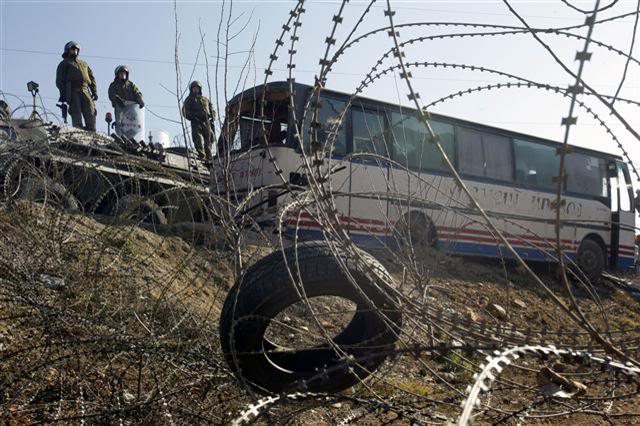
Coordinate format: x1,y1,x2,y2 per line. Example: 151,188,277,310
389,112,454,172
303,96,347,156
514,139,559,189
483,133,513,181
431,120,455,170
389,112,425,169
457,127,484,177
457,127,512,181
352,107,388,157
566,153,607,197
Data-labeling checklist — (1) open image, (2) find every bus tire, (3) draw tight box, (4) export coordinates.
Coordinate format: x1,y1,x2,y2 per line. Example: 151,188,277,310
396,212,437,247
576,238,605,281
219,240,402,394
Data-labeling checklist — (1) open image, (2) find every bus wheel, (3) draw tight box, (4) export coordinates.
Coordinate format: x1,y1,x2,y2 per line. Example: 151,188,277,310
219,240,402,394
110,194,168,226
576,239,605,281
396,212,437,247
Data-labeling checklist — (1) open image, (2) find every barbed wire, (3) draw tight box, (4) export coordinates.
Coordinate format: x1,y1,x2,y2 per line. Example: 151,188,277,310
2,0,640,424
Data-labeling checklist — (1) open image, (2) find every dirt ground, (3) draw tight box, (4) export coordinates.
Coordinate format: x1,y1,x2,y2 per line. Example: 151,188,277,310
1,203,639,424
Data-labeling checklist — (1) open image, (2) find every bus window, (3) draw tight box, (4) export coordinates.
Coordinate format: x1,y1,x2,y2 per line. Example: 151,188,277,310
303,96,347,155
610,164,619,212
389,112,454,172
352,107,388,156
238,116,286,150
457,128,484,177
483,134,513,181
618,162,633,212
457,127,513,181
220,93,289,153
514,139,559,189
566,153,607,197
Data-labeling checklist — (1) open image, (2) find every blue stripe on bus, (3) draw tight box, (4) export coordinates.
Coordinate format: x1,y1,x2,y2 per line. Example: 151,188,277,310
618,257,635,269
436,240,575,262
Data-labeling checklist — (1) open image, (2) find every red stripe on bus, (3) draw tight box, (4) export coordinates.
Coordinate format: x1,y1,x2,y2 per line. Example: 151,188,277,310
438,226,576,245
284,220,388,234
286,213,633,255
287,211,387,226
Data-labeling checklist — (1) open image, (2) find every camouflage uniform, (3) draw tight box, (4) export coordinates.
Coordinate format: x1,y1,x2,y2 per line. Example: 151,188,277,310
55,41,98,131
182,81,215,160
108,65,144,108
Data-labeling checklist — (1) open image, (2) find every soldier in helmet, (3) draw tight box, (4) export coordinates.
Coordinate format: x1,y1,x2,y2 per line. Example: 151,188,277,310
55,41,98,131
182,81,215,161
108,65,144,109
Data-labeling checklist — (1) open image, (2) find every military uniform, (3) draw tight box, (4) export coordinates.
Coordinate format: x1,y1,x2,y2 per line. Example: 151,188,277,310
108,65,144,108
0,101,9,120
55,41,98,131
182,81,215,160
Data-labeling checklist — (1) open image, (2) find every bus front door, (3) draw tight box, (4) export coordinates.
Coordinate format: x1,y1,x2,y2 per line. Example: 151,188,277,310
609,161,636,269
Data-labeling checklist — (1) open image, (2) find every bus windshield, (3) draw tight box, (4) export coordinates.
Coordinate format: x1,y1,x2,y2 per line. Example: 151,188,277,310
219,91,289,152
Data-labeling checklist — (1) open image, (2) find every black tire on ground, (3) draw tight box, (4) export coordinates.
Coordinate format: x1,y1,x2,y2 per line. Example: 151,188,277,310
110,194,168,225
17,176,80,211
576,238,605,281
219,240,402,394
395,211,437,247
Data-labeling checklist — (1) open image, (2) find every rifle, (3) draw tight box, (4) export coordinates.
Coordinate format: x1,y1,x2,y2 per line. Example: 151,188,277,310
56,102,68,124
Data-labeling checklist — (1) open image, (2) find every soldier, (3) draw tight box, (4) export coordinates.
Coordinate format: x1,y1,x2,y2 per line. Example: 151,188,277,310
55,41,98,131
0,100,10,120
108,65,144,109
182,81,215,161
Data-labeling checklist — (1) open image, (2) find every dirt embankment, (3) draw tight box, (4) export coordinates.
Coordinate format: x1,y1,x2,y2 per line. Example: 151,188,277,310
0,203,244,424
1,203,639,424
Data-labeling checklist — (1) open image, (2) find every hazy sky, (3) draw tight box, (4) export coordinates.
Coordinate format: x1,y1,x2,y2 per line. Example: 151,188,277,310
1,0,639,177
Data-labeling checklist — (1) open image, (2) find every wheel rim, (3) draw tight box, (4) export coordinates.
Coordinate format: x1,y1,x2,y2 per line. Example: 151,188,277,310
578,247,600,276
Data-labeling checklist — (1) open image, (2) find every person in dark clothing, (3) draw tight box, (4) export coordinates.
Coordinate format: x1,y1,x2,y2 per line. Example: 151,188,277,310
182,81,215,160
55,41,98,131
108,65,144,109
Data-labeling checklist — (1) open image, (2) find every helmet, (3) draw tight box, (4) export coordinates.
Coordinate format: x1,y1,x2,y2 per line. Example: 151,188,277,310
114,65,129,79
190,81,203,92
62,41,81,58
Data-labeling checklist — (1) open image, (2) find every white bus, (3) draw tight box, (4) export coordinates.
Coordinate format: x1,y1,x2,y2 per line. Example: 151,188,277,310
216,82,638,278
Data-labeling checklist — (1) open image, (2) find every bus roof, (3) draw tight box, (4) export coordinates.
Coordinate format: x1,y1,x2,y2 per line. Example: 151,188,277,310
228,81,623,161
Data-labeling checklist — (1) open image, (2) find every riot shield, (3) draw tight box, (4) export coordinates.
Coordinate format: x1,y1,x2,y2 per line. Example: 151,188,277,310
114,101,145,142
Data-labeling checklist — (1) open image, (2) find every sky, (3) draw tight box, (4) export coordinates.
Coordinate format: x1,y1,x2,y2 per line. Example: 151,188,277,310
1,0,639,177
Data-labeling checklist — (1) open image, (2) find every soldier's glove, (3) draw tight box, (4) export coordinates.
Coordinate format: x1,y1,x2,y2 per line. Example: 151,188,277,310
92,93,98,101
138,101,145,109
